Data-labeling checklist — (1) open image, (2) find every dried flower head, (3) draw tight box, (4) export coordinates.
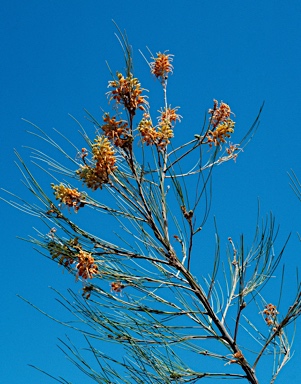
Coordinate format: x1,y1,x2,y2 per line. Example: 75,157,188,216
52,184,84,212
262,303,279,328
107,72,147,116
233,351,243,359
226,143,240,157
181,205,193,221
77,136,117,190
111,281,125,294
263,303,279,317
82,285,93,300
150,52,173,82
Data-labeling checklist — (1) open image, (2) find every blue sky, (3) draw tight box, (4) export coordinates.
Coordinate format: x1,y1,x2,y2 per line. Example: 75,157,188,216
1,1,301,383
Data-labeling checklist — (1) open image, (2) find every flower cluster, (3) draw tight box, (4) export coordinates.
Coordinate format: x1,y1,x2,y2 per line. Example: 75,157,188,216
52,184,84,212
150,52,173,82
108,72,147,116
206,119,235,147
138,118,158,145
76,248,99,280
208,99,232,128
206,100,235,147
101,113,131,148
263,303,279,327
77,136,117,190
48,238,99,281
139,107,181,149
156,107,181,147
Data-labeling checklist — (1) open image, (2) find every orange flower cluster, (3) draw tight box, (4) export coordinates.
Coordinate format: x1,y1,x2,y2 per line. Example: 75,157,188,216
208,99,232,128
77,136,117,190
206,100,235,147
139,107,181,149
150,52,173,81
52,184,84,212
48,238,99,282
160,107,180,123
138,118,158,145
76,248,99,280
101,113,132,148
263,303,279,327
156,107,181,147
206,119,235,147
108,72,147,116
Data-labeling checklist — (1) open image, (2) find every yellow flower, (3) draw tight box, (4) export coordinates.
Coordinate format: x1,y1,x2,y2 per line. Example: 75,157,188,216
92,136,117,169
206,119,235,147
52,184,84,212
76,136,117,190
156,107,181,148
138,118,158,145
138,107,180,149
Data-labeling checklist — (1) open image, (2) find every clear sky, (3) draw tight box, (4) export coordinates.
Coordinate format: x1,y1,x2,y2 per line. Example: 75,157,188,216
1,1,301,383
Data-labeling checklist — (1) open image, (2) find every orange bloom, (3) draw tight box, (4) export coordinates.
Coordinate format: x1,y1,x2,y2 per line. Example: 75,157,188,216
52,184,84,212
160,107,181,123
156,107,181,148
138,107,180,149
206,119,235,147
208,99,232,128
107,72,147,116
76,249,99,280
77,136,117,190
150,52,173,81
101,113,131,148
206,100,235,147
138,118,158,145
